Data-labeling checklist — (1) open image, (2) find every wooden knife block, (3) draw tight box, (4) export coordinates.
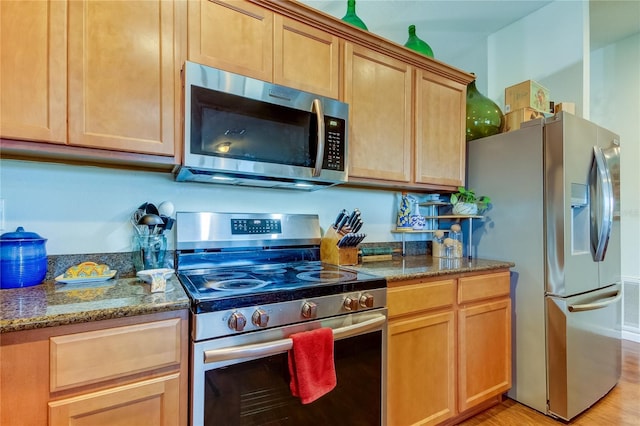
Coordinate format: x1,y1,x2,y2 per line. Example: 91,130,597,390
320,227,358,266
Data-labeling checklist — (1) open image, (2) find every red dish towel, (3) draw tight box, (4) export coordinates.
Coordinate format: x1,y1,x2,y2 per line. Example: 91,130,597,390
288,327,337,404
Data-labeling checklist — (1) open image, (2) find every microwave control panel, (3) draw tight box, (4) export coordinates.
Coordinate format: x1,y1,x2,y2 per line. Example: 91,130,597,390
324,116,346,171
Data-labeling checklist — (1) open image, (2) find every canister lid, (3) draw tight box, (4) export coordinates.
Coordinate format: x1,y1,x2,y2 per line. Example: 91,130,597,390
0,226,47,241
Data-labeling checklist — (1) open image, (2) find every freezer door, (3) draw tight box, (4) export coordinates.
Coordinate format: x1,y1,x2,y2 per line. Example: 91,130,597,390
546,283,622,421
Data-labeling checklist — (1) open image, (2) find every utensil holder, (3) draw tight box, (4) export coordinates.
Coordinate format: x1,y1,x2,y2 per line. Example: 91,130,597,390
132,234,167,272
321,227,358,266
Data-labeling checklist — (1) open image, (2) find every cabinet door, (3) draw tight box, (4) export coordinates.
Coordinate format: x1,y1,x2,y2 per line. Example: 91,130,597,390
387,311,456,426
67,0,178,155
188,0,273,82
49,373,180,426
274,16,340,99
0,0,66,143
344,43,412,183
458,298,512,412
415,69,466,187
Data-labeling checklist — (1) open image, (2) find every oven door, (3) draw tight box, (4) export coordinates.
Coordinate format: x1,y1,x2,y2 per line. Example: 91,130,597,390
191,309,387,426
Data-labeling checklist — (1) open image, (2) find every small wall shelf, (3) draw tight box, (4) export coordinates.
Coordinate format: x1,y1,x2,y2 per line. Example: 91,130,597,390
392,214,483,259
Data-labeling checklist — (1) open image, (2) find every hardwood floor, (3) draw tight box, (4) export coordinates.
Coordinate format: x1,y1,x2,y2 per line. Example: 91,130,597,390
458,339,640,425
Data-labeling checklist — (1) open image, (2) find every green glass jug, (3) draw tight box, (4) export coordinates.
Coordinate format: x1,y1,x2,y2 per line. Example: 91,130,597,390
466,76,504,141
404,24,434,58
341,0,368,31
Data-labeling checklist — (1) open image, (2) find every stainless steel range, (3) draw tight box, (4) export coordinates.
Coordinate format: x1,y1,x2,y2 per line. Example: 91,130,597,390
175,212,387,426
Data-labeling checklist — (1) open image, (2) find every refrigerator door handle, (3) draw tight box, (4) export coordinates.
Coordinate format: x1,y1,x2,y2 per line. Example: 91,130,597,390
589,146,614,261
567,289,622,312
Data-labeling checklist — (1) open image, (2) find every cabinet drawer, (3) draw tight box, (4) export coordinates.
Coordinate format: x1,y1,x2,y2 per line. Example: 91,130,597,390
50,319,182,392
388,279,455,318
458,271,510,304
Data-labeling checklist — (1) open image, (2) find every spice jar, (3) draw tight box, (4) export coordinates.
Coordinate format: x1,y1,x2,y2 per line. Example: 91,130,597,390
449,224,463,258
432,230,445,257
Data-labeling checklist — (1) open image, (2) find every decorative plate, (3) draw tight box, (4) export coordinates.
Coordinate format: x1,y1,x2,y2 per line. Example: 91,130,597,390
55,270,117,284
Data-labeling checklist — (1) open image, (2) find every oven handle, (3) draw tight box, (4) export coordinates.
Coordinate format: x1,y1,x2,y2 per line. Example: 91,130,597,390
203,314,386,364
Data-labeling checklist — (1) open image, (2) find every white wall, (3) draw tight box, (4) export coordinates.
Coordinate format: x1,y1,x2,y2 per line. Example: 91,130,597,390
591,32,640,279
487,1,587,113
0,159,410,255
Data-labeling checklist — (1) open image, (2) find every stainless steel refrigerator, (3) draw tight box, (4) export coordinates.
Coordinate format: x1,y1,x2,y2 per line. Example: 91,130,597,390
466,112,622,421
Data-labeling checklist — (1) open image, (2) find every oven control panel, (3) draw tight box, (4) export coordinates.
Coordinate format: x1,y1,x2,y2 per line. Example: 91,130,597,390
231,218,282,235
193,288,387,341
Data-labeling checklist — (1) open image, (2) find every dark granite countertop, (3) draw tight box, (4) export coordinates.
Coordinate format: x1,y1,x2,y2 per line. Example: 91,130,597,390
1,275,190,333
351,255,514,282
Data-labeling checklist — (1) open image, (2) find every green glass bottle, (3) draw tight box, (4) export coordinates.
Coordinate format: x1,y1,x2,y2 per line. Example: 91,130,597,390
403,24,434,58
466,75,504,141
341,0,368,31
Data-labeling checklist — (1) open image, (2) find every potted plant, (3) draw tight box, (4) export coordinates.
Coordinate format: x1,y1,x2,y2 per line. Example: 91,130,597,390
449,186,491,215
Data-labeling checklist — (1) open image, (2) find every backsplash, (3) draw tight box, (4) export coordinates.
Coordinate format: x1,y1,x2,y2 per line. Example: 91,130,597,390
45,241,431,281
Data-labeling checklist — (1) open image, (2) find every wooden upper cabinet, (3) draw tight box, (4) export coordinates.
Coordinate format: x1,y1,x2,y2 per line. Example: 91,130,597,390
344,42,412,183
188,0,274,82
189,1,339,99
415,69,466,187
67,0,180,155
0,0,67,144
273,15,340,99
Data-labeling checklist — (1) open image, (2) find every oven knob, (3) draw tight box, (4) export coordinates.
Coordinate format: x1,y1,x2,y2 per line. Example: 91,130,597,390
343,296,359,311
301,301,317,318
359,293,374,308
252,309,269,328
228,311,247,331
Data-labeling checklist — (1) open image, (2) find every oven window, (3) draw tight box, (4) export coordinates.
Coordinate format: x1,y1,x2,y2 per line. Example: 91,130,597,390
191,86,317,167
204,331,382,426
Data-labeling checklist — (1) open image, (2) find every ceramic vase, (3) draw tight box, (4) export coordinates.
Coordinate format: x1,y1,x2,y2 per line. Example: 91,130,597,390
466,76,504,141
341,0,368,31
452,202,479,215
403,24,434,58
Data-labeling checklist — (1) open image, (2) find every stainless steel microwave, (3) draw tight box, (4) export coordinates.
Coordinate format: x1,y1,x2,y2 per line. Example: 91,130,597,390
176,61,349,190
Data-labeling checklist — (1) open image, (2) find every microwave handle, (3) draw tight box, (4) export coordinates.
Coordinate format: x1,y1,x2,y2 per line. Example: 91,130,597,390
312,99,325,177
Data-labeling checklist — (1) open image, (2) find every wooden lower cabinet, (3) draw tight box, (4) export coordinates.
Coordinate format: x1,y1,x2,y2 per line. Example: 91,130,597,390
0,310,188,426
458,299,511,412
387,270,512,426
388,311,456,425
49,373,180,426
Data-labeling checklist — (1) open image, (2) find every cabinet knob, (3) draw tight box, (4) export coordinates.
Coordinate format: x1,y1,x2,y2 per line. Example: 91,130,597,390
228,311,246,331
252,309,269,328
359,293,374,308
301,301,317,318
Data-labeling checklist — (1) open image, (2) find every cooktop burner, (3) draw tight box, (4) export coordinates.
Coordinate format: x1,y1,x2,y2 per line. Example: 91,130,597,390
178,260,384,313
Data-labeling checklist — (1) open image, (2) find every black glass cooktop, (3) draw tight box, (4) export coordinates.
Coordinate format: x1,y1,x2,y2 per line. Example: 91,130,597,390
177,261,386,313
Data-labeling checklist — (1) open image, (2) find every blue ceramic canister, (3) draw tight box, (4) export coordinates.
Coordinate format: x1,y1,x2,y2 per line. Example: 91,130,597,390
0,227,48,289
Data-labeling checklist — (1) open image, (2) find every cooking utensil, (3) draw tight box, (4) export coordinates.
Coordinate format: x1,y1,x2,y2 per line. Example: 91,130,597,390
348,209,360,229
333,209,348,229
137,214,164,235
145,203,160,216
158,201,175,217
337,214,350,234
0,227,48,288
